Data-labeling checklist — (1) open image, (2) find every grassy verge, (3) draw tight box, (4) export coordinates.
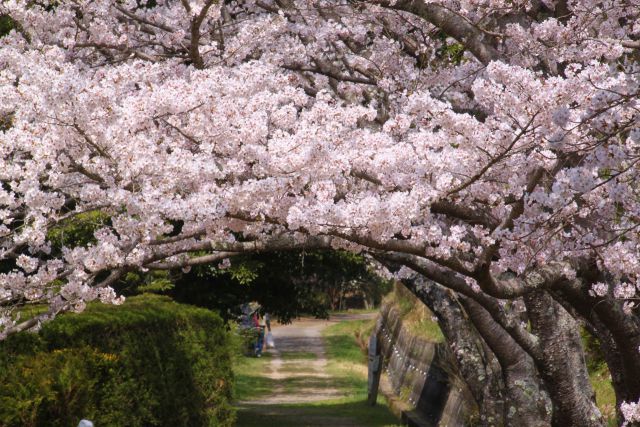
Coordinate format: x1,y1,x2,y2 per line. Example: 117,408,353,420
329,308,378,315
322,319,375,396
317,319,401,425
233,352,274,401
280,351,317,360
384,283,444,343
590,365,617,426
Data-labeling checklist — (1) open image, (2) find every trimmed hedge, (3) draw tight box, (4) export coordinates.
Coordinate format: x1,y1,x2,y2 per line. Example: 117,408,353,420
0,294,235,427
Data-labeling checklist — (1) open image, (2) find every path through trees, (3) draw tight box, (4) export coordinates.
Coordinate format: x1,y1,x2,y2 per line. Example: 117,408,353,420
235,314,399,426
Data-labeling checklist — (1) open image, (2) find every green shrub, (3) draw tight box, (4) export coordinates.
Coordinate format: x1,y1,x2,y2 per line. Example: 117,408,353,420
0,294,235,427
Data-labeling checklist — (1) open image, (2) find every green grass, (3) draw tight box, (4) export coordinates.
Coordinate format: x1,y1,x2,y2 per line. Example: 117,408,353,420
581,327,617,426
280,364,318,374
329,308,378,315
590,365,617,426
281,375,332,394
320,319,400,425
324,319,371,366
383,284,445,343
233,352,273,401
321,318,379,397
396,293,415,316
16,303,49,322
408,317,445,343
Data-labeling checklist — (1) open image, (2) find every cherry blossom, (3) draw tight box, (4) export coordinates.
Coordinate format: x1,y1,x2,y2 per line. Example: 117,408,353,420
1,0,639,423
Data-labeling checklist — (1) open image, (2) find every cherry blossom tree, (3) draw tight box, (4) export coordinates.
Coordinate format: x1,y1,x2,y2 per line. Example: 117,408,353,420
1,0,639,424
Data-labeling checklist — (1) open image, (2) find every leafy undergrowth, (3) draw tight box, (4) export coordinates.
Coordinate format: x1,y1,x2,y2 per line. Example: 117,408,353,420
1,295,235,427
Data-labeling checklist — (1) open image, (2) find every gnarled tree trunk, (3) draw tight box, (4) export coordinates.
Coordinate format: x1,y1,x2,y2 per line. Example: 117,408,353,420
404,279,506,426
460,297,552,427
524,290,604,427
552,278,640,419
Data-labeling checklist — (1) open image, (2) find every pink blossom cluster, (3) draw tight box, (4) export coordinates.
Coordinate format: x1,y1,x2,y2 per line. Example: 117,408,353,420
622,400,640,426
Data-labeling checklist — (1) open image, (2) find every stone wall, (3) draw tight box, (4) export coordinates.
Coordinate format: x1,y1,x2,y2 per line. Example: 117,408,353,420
374,286,475,426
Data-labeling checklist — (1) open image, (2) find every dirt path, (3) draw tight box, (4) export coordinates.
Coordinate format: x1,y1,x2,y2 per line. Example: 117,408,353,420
239,313,375,405
234,313,398,426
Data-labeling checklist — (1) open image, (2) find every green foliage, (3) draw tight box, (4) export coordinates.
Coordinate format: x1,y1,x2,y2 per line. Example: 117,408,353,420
121,270,176,294
443,43,465,64
136,276,174,292
598,168,612,180
0,295,235,427
0,347,118,427
47,211,110,253
435,31,466,65
170,250,391,323
581,327,607,371
0,14,16,38
198,258,265,286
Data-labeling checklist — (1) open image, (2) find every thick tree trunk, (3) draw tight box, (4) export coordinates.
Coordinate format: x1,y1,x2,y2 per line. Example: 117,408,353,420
552,279,640,417
524,290,605,427
404,279,506,426
460,297,552,427
593,303,640,403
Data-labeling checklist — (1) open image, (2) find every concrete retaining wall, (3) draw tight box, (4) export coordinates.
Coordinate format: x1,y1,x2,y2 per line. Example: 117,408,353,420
374,286,474,426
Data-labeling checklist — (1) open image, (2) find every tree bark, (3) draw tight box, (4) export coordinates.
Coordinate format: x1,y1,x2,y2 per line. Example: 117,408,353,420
404,278,506,426
552,279,640,415
524,290,605,427
460,297,552,426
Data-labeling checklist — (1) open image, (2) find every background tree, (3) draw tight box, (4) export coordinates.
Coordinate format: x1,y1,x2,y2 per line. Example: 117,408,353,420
124,250,390,323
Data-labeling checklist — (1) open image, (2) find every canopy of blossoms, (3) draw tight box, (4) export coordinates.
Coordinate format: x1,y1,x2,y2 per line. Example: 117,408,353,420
0,0,639,424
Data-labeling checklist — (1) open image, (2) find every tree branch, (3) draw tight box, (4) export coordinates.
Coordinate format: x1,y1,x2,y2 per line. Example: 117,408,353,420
369,0,501,64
